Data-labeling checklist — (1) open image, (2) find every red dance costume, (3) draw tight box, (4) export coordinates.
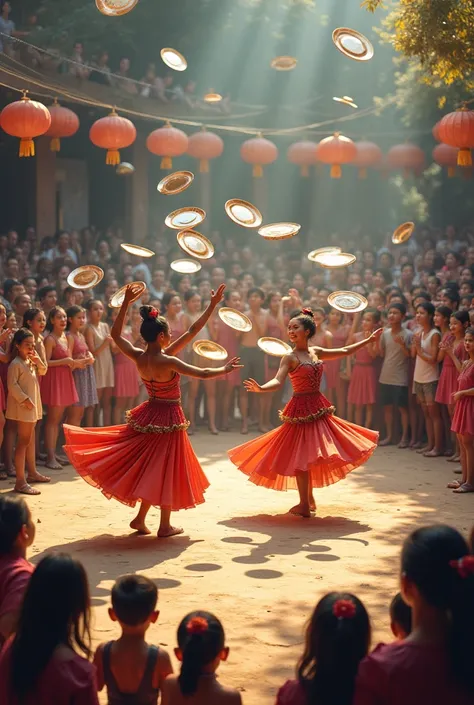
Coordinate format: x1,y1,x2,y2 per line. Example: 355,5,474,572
347,333,377,406
451,361,474,436
228,360,378,490
63,373,209,511
435,340,467,405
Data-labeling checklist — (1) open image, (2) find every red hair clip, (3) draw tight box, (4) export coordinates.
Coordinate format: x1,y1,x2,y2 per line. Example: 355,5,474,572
149,309,159,319
333,599,356,619
449,555,474,579
302,307,313,316
186,616,208,634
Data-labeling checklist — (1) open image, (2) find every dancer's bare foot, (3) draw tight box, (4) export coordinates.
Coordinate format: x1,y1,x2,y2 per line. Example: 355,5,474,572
309,499,316,513
289,503,311,518
130,518,151,535
158,525,184,538
379,438,392,447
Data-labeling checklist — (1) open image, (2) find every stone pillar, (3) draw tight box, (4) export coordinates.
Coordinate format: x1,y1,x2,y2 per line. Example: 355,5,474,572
128,139,149,242
35,136,56,238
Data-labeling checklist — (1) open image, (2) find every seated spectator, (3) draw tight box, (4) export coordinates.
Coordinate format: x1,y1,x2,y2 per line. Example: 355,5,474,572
37,285,58,319
68,41,90,79
276,592,371,705
153,73,173,102
172,80,198,109
0,1,29,57
12,293,32,328
88,49,113,85
94,574,173,703
115,57,138,95
0,496,35,647
2,279,25,312
44,230,78,265
161,611,241,705
389,593,412,641
354,525,474,705
0,553,99,705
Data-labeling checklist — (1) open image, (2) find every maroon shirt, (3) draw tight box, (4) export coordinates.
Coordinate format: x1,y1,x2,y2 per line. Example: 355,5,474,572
354,642,474,705
0,554,34,639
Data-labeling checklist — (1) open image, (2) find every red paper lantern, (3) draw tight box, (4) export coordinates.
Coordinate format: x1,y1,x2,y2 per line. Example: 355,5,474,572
433,143,458,177
317,133,357,179
187,129,223,172
432,121,441,142
438,106,474,166
0,93,51,157
147,123,188,170
45,98,80,152
387,143,425,178
89,109,136,165
240,135,278,178
287,141,319,177
353,141,383,179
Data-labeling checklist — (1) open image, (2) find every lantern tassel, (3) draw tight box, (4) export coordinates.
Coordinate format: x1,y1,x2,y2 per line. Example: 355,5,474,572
448,166,455,178
300,165,309,178
161,156,172,170
457,148,472,166
19,138,35,158
252,164,263,178
106,149,120,166
50,137,61,152
359,167,368,179
199,158,209,173
330,164,342,179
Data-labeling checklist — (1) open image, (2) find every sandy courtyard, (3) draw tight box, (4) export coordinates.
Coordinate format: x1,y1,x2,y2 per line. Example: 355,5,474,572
2,433,473,704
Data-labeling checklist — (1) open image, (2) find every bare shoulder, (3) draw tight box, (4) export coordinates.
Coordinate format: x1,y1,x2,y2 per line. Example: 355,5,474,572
284,351,299,369
309,345,322,358
217,683,243,705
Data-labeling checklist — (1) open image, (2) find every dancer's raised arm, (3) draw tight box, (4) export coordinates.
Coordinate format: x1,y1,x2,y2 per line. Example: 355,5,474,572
111,284,145,361
244,353,293,393
166,284,226,356
313,328,382,361
168,354,242,380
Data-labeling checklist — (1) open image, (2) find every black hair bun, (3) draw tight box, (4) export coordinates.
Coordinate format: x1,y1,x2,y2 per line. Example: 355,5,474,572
139,305,155,321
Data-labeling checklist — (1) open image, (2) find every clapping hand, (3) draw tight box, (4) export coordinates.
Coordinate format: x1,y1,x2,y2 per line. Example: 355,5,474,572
243,378,263,393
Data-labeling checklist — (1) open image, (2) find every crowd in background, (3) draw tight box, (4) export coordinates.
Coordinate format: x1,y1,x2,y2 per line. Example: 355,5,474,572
0,222,473,495
0,494,474,704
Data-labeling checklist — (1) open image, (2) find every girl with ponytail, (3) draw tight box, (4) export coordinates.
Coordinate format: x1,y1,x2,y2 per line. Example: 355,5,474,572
64,283,242,538
161,611,241,705
354,524,474,705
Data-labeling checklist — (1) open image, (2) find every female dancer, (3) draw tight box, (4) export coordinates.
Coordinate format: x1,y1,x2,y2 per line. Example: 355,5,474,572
64,283,241,538
228,309,381,518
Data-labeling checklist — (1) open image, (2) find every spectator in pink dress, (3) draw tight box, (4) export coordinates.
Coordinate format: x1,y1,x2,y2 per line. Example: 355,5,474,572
0,553,99,705
354,525,474,705
0,496,35,648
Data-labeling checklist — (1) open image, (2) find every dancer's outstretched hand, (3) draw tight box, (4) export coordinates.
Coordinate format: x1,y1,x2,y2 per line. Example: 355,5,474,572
243,378,263,393
371,328,383,342
210,284,226,308
225,356,243,373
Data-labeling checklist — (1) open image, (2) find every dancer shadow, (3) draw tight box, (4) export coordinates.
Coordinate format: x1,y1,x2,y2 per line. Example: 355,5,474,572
32,533,200,605
218,515,371,570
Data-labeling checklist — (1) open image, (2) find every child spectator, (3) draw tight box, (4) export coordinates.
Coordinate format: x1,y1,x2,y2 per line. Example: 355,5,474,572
378,304,412,447
66,306,97,427
347,309,380,429
161,611,241,705
0,553,99,705
94,574,173,704
7,328,49,494
389,593,412,641
85,299,114,426
0,496,35,647
354,525,474,705
276,593,371,705
239,287,268,434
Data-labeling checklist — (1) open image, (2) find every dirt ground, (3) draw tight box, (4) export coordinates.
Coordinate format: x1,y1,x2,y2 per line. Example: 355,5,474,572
2,433,473,704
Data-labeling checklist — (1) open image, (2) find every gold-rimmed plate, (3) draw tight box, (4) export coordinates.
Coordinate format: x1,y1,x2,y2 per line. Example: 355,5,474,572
258,222,301,240
67,265,104,290
160,47,187,72
170,259,202,274
271,56,298,71
96,0,138,15
258,337,292,357
116,162,135,175
392,221,415,245
120,243,155,258
165,207,206,230
193,340,228,361
312,252,357,268
328,290,368,313
307,247,342,261
177,230,214,260
332,27,374,62
218,307,252,332
225,199,263,228
157,170,194,195
333,96,358,109
109,281,146,308
204,91,222,103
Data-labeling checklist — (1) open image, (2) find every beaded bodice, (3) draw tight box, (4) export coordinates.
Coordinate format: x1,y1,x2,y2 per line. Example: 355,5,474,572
289,361,323,395
142,373,181,402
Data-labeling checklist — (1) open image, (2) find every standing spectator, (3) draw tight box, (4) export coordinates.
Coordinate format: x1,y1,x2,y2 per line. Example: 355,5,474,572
85,300,114,426
0,496,35,647
89,49,113,85
110,308,138,424
116,57,138,95
12,293,32,329
66,306,97,428
44,231,78,265
37,285,58,320
0,2,28,56
239,288,268,434
68,41,90,79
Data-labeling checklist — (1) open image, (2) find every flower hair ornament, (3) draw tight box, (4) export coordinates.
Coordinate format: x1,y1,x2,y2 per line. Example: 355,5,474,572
186,616,209,634
449,555,474,579
149,308,159,320
302,307,313,316
333,599,356,619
